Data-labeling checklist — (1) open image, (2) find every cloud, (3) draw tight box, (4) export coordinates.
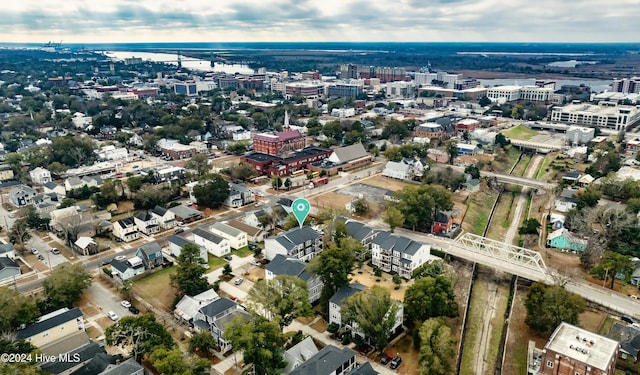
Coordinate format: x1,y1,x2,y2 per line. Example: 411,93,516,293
2,0,640,43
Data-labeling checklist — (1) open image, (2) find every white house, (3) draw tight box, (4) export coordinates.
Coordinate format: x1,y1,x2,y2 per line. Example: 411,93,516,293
370,231,432,279
266,254,324,303
113,218,140,242
208,222,247,250
97,145,129,161
192,228,230,257
29,167,52,185
168,235,208,265
150,205,176,230
43,181,66,200
111,257,146,281
134,211,160,235
264,226,323,262
382,161,412,180
232,129,252,141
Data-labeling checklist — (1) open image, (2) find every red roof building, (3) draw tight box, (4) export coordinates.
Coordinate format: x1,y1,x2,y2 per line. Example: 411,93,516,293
253,130,306,156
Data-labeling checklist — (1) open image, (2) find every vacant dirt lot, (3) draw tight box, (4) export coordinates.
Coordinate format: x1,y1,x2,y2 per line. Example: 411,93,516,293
359,174,411,192
349,265,411,301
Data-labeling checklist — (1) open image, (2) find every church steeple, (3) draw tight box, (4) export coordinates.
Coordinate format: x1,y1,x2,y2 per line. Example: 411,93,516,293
283,110,290,130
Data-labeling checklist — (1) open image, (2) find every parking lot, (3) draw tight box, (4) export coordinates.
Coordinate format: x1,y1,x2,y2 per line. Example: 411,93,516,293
336,183,393,204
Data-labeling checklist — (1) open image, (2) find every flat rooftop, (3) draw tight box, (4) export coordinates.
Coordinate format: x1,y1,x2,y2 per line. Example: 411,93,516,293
544,322,619,372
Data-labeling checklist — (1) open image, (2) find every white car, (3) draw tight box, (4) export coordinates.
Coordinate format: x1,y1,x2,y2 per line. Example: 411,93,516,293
114,255,127,261
120,301,131,308
31,248,39,255
234,278,244,285
107,311,119,321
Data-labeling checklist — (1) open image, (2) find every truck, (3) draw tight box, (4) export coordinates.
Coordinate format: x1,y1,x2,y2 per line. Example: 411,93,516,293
311,177,328,188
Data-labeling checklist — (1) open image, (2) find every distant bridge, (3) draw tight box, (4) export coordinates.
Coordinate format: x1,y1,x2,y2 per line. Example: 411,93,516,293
509,139,563,153
479,171,556,191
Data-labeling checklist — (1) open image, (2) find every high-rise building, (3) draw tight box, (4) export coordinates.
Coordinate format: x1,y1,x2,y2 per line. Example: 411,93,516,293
612,77,640,94
174,81,197,96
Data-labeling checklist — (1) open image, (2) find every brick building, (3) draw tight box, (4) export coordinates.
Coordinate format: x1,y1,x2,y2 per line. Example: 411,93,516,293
456,118,481,133
241,147,332,177
253,130,305,156
539,322,619,375
161,143,196,160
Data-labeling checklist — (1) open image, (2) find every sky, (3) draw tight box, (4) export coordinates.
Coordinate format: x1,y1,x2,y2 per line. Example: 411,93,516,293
2,0,639,44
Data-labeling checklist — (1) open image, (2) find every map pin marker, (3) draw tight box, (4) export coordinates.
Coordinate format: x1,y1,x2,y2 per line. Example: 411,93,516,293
292,198,311,229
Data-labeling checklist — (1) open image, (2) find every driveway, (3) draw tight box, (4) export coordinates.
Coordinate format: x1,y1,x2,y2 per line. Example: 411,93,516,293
85,282,133,320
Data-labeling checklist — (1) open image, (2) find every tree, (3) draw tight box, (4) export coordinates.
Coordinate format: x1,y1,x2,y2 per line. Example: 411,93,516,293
382,206,404,233
126,176,143,193
518,218,541,235
8,218,31,253
171,243,209,297
223,316,287,375
322,120,344,142
495,133,510,148
189,331,219,355
395,184,453,231
222,264,233,277
338,237,368,263
0,287,40,331
227,163,258,182
106,314,175,362
341,285,399,351
271,176,283,190
307,242,355,315
284,177,292,190
445,140,458,164
525,283,586,334
352,198,369,215
464,164,481,179
43,263,92,309
404,276,458,323
150,347,210,375
591,251,635,289
417,318,456,375
185,153,210,176
575,185,601,209
246,274,313,329
192,174,230,208
479,96,492,106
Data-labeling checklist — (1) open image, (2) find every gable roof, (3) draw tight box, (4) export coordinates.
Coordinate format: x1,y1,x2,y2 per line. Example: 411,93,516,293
116,217,135,229
350,362,379,375
99,357,144,375
383,161,411,174
136,242,162,256
329,283,366,306
547,228,588,245
169,204,201,219
0,256,19,270
344,220,378,242
17,308,83,339
331,143,369,163
266,254,316,282
609,322,640,359
372,232,427,256
175,289,220,322
210,222,244,237
283,336,319,374
74,237,96,250
193,228,226,244
110,259,131,273
273,226,322,250
150,205,168,216
289,345,357,375
168,235,192,248
199,297,237,318
226,220,262,236
134,211,153,221
43,181,58,190
40,342,105,375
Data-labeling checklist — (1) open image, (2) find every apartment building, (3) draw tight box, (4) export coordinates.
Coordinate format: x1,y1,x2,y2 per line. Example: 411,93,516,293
371,232,432,279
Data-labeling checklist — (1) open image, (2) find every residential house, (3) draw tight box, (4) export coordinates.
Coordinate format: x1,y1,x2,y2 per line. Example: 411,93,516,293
456,143,479,155
209,222,248,250
0,257,20,281
150,205,176,230
266,254,324,303
329,283,404,344
538,322,619,375
554,187,579,213
17,308,86,351
579,174,595,186
193,297,252,353
547,228,588,252
343,220,378,250
282,337,319,375
224,183,255,208
431,211,454,236
265,226,323,262
174,289,220,325
226,220,265,243
463,176,480,192
168,235,208,264
169,205,202,223
110,257,146,281
288,345,358,375
351,362,379,375
8,184,37,207
64,175,102,191
607,322,640,362
308,143,373,175
113,218,139,242
382,161,413,180
33,193,59,213
156,166,185,183
74,237,98,256
50,207,112,240
133,211,160,235
0,164,15,181
549,213,566,230
135,242,164,269
371,231,432,279
39,342,107,375
0,242,15,259
43,181,66,200
97,357,145,375
192,228,231,257
562,170,582,184
244,204,290,232
29,166,52,185
631,258,640,286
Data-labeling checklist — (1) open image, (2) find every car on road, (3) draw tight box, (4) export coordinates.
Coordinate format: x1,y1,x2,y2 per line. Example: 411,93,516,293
390,356,402,370
174,228,185,234
380,353,393,365
234,277,244,285
107,311,119,321
622,315,638,325
50,248,60,255
128,306,139,315
114,255,127,261
30,248,39,255
223,255,233,261
120,301,131,308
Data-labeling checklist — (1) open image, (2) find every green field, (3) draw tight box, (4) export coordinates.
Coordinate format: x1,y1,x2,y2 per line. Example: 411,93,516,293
231,246,253,257
460,280,489,375
536,155,552,180
133,267,176,309
206,254,226,272
501,125,539,141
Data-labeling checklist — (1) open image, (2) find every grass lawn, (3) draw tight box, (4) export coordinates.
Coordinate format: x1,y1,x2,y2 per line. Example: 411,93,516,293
206,255,226,272
598,315,614,335
463,188,498,236
536,154,553,180
512,154,532,177
501,125,539,140
485,283,510,375
460,279,489,375
133,267,177,310
231,246,252,258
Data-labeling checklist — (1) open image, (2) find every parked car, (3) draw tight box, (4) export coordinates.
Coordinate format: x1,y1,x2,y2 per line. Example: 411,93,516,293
234,277,244,285
115,255,127,261
380,353,393,365
223,255,233,261
622,315,638,325
128,306,140,315
37,255,44,261
390,356,402,370
107,311,119,321
100,260,110,266
30,248,39,255
250,260,261,266
174,228,185,234
120,301,131,308
50,248,60,255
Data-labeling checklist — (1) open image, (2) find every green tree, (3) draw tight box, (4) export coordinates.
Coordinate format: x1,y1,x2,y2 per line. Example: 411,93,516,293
0,287,40,331
518,218,542,235
271,176,283,190
495,133,510,148
222,264,233,277
404,276,458,323
525,283,586,334
150,347,210,375
192,174,230,208
43,263,92,308
284,177,292,190
126,176,143,193
227,141,249,155
227,163,258,181
479,96,492,106
307,242,356,315
352,198,369,215
464,164,481,179
395,184,453,231
171,243,209,297
106,314,175,361
189,331,219,355
185,153,210,176
8,218,31,253
591,251,635,289
575,185,601,209
58,197,77,209
341,285,399,351
246,274,313,329
417,318,456,375
382,206,404,233
322,121,344,142
382,120,410,140
445,140,458,164
223,316,286,375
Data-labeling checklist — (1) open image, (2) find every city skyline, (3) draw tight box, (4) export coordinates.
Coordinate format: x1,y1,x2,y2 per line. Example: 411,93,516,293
2,0,639,44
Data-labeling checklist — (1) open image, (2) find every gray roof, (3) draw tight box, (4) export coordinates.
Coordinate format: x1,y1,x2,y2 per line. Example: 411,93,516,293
17,308,83,339
383,161,412,173
351,362,379,375
40,342,104,374
345,221,377,242
283,336,319,374
110,259,130,273
372,232,425,256
329,283,366,306
169,235,192,248
134,211,153,221
199,297,237,318
609,322,640,359
273,226,322,250
331,143,369,163
227,219,262,236
117,217,135,229
175,289,220,322
289,345,357,375
0,243,14,254
266,254,316,282
0,256,19,270
43,181,58,190
136,242,162,257
169,204,202,219
210,221,244,237
193,228,226,244
151,205,168,216
99,357,144,375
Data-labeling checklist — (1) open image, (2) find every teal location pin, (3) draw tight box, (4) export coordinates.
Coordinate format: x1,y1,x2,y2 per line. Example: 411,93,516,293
292,198,311,228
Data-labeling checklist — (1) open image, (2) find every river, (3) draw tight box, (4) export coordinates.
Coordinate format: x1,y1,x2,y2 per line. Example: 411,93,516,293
104,51,253,75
